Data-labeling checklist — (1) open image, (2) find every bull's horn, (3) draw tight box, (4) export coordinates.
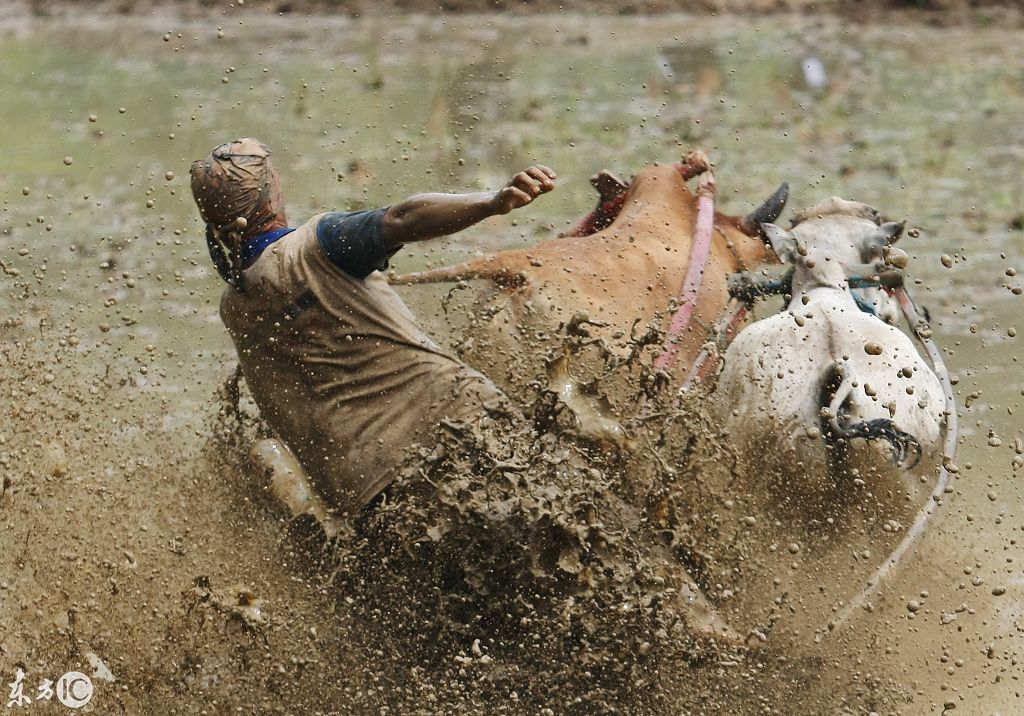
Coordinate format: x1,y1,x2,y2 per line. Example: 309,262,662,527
739,183,790,237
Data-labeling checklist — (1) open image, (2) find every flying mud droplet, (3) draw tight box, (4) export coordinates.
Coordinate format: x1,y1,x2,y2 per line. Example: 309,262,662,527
63,156,74,166
85,651,115,683
235,217,248,230
165,171,175,181
22,187,30,196
883,246,909,269
864,341,883,355
906,600,921,613
44,441,68,477
992,586,1006,596
88,114,97,123
940,254,954,268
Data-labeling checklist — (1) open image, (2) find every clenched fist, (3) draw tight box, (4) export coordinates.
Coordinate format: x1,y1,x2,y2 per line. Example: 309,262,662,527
491,165,557,215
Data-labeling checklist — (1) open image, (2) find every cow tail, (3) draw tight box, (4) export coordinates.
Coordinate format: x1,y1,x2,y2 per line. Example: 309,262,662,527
819,362,922,469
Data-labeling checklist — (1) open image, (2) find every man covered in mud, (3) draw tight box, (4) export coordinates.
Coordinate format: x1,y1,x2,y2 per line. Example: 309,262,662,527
190,138,556,516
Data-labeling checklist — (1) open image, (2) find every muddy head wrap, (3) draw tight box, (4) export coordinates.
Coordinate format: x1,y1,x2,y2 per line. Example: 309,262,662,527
190,138,284,289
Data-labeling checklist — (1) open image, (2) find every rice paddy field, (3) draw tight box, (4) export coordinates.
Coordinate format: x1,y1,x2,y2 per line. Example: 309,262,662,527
1,7,1022,714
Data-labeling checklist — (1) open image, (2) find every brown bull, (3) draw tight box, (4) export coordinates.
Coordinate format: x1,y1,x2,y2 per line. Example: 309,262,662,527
391,155,787,413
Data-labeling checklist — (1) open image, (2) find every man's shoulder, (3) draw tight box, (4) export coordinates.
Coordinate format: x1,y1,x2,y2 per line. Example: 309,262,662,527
312,208,392,280
293,213,329,235
314,208,388,238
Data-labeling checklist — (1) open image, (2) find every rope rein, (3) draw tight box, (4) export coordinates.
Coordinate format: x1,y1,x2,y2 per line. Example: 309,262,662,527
653,163,718,371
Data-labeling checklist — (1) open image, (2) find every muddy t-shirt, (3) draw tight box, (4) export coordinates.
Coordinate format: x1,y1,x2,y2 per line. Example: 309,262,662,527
220,212,506,515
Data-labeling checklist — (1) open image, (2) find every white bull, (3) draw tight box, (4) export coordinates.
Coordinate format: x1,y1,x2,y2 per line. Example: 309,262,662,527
713,203,945,514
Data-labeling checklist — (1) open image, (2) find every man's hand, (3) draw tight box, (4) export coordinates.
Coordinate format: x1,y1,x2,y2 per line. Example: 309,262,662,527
491,165,557,215
381,165,558,249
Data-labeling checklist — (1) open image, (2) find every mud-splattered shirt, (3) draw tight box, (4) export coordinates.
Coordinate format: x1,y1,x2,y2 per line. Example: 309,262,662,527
220,212,506,514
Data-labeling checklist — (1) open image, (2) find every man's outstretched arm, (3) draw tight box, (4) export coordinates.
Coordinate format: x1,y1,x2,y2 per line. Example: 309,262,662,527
380,165,557,250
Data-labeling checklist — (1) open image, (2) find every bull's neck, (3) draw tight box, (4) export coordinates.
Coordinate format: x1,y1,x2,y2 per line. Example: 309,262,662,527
789,282,856,311
728,231,775,269
616,193,695,232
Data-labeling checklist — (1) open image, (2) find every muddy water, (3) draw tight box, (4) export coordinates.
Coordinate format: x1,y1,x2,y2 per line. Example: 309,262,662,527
1,9,1022,714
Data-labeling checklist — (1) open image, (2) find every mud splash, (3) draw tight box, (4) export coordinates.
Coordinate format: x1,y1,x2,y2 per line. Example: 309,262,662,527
200,316,911,714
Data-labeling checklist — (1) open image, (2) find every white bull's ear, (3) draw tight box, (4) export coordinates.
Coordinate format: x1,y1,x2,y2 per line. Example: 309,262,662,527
762,222,796,263
862,221,906,257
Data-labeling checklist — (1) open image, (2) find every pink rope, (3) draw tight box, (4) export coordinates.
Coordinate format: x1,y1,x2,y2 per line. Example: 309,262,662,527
654,170,717,372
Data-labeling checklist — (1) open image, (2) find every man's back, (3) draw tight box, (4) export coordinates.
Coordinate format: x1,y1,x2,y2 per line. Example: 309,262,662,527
221,214,505,514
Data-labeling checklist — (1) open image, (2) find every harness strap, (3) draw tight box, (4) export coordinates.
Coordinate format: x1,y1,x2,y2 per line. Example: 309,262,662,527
681,299,749,390
852,292,880,317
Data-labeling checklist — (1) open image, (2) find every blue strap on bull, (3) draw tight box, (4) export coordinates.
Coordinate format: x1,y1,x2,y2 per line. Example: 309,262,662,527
732,274,881,317
852,292,880,317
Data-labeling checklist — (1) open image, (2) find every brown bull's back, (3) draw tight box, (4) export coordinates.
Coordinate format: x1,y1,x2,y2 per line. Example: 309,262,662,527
395,161,778,404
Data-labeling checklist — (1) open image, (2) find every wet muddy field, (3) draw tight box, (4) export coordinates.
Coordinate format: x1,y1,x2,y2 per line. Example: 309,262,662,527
1,8,1022,715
